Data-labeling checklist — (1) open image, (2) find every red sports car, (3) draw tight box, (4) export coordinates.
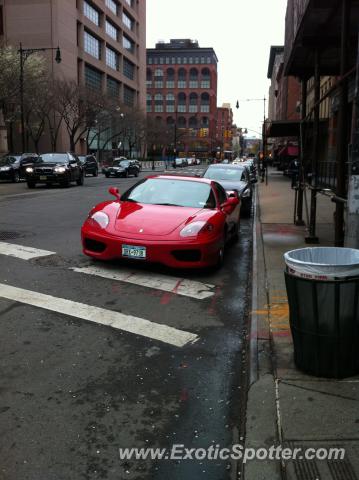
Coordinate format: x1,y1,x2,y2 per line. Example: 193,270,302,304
81,175,240,269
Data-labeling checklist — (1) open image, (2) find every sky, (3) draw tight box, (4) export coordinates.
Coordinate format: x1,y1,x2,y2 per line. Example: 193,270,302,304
146,0,287,137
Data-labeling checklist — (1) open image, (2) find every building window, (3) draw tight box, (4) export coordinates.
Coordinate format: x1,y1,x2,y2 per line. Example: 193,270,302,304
123,85,135,106
189,57,193,64
106,47,119,70
159,57,164,64
123,57,135,80
207,57,211,64
148,57,153,65
201,105,210,112
154,81,163,88
166,81,174,88
84,31,100,59
201,80,210,88
177,57,182,64
201,57,205,64
85,65,102,90
183,57,187,63
171,57,175,64
107,76,120,97
123,35,135,54
177,81,186,88
106,20,118,40
105,0,117,15
146,94,152,112
165,57,169,64
84,2,100,26
154,105,163,112
122,11,134,30
154,69,163,77
189,81,198,88
124,0,133,7
195,57,199,64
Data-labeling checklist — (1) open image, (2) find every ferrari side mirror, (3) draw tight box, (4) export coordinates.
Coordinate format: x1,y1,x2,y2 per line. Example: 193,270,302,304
109,187,121,200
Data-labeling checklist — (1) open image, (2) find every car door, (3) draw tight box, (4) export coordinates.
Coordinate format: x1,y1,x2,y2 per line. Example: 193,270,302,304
213,181,237,234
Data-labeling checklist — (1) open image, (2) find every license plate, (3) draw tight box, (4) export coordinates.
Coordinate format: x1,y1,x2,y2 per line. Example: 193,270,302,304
40,175,47,180
122,245,146,259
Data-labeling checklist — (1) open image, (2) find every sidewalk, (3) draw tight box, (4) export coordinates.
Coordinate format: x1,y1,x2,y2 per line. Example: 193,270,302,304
245,169,359,479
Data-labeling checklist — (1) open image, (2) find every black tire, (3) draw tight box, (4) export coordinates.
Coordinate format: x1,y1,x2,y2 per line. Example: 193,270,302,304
93,169,98,177
231,220,240,244
241,198,252,218
13,171,20,183
135,171,139,177
105,173,110,178
27,181,36,189
76,173,84,186
125,170,129,178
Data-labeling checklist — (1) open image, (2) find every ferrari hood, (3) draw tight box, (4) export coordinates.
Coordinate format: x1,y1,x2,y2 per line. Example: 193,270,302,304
114,202,203,236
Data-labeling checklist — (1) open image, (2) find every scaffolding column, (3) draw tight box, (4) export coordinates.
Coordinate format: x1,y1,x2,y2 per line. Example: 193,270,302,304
305,48,320,243
295,78,307,226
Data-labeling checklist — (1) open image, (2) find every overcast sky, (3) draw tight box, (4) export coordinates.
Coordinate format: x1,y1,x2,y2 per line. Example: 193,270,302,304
146,0,287,137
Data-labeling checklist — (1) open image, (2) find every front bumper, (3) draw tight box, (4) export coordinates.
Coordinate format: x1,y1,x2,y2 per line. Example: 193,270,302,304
0,170,14,180
25,172,69,184
81,228,222,268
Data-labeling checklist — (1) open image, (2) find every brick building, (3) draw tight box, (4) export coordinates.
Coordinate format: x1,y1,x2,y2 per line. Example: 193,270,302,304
146,39,218,158
216,103,234,159
0,0,146,153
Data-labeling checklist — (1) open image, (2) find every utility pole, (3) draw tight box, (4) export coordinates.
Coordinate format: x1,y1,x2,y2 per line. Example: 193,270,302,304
345,31,359,248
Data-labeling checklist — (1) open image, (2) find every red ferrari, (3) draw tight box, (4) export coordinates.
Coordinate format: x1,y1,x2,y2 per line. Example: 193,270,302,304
81,175,240,268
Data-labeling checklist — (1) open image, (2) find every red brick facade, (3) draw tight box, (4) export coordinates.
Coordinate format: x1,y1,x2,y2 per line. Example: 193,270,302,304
146,39,218,157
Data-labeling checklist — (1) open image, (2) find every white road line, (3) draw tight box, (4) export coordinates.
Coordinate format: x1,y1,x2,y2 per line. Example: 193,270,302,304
0,241,55,260
71,265,215,300
0,283,199,348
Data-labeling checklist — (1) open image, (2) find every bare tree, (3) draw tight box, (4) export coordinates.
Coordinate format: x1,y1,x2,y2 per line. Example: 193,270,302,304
56,80,104,151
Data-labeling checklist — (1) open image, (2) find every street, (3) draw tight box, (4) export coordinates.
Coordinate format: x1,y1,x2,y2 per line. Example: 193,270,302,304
0,166,253,480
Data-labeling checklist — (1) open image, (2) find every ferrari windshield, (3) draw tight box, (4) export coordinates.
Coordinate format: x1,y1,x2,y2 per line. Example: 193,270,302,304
204,167,245,181
122,178,215,208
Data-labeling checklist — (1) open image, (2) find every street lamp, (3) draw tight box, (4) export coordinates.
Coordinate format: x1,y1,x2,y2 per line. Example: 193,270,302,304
235,96,266,157
18,43,61,152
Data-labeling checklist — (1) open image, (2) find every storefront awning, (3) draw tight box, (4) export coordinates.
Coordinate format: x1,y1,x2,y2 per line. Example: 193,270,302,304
266,120,300,138
278,145,299,157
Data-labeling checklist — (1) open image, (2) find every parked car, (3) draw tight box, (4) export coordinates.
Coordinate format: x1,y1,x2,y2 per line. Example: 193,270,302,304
130,159,142,171
172,158,188,168
81,175,240,269
78,155,98,176
0,153,38,182
105,159,140,178
202,163,256,217
24,152,84,188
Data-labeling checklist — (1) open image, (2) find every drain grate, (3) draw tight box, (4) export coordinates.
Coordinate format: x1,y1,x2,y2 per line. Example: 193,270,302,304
0,231,23,241
285,441,359,480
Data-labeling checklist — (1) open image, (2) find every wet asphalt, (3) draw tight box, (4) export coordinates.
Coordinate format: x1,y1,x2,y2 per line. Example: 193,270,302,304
0,167,253,480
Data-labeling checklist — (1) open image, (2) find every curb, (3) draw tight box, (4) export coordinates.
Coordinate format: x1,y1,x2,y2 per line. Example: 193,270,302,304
249,186,259,386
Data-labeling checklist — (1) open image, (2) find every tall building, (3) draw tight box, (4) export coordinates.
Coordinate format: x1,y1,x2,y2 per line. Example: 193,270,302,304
0,0,146,153
146,39,218,158
216,103,233,159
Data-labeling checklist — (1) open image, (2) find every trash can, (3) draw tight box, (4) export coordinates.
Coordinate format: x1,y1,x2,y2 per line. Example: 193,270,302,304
284,247,359,378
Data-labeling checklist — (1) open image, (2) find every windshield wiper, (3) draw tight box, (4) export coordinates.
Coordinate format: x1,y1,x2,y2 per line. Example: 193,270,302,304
153,202,181,206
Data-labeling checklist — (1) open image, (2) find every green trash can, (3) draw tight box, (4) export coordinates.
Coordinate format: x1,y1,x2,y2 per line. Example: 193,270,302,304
284,247,359,378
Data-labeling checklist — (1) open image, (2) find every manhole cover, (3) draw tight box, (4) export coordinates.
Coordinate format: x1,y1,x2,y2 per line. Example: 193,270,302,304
0,231,22,241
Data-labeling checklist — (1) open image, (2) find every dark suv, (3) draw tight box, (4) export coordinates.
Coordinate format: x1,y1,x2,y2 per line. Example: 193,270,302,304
78,155,98,176
25,152,84,188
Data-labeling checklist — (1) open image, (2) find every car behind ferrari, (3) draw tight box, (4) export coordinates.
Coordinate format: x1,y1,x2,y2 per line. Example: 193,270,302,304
81,175,240,269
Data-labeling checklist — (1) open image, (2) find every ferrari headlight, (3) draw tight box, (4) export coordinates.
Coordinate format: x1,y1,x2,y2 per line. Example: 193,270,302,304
91,211,109,229
0,166,11,171
180,221,214,238
54,166,66,173
25,167,33,173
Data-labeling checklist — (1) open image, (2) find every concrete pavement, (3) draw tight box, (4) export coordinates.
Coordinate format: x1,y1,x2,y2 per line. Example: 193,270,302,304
245,169,359,479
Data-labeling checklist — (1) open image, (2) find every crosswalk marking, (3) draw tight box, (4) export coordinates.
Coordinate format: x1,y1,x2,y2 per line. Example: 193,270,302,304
0,241,55,260
71,265,215,300
0,283,199,348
